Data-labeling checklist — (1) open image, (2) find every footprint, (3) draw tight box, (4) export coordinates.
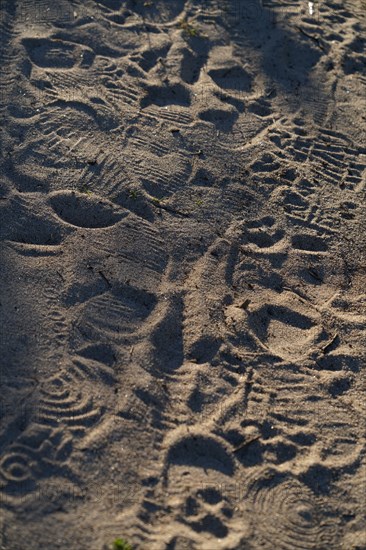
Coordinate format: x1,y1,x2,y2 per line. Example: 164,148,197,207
247,216,275,229
50,191,127,228
190,167,213,188
198,107,238,132
38,374,103,435
208,65,252,93
248,98,272,117
22,38,94,69
73,285,157,342
148,294,184,373
179,47,207,85
0,425,73,503
133,42,171,73
3,197,66,255
0,449,36,494
292,234,328,252
247,291,324,360
342,51,366,75
9,216,64,248
270,123,366,191
70,355,117,386
250,152,281,173
140,82,191,109
250,305,315,354
315,353,360,373
246,219,285,249
152,429,247,548
242,469,340,549
76,342,116,368
325,374,353,398
96,60,142,109
131,150,191,199
188,513,228,538
213,89,245,113
164,431,234,478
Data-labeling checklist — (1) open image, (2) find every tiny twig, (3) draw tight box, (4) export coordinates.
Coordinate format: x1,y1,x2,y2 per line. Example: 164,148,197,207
98,270,111,287
56,271,64,282
233,436,260,454
308,267,323,282
296,26,326,51
322,333,339,354
150,200,190,218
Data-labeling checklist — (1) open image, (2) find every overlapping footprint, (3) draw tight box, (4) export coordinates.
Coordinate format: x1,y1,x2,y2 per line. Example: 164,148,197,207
242,468,340,550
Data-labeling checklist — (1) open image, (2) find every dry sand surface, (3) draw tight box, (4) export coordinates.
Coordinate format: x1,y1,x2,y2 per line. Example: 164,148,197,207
0,1,365,549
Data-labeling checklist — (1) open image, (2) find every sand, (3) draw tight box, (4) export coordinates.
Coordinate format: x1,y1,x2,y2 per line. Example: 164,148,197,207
0,1,365,549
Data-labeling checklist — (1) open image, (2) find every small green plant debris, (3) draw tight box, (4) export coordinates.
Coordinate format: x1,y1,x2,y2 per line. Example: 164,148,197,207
178,18,199,37
112,538,133,550
79,184,92,195
128,189,139,200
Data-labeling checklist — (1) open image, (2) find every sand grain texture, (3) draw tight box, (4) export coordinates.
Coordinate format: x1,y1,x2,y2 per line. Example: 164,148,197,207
0,1,365,549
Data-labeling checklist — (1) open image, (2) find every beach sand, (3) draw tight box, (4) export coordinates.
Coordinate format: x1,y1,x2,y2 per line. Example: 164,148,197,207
0,1,365,548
